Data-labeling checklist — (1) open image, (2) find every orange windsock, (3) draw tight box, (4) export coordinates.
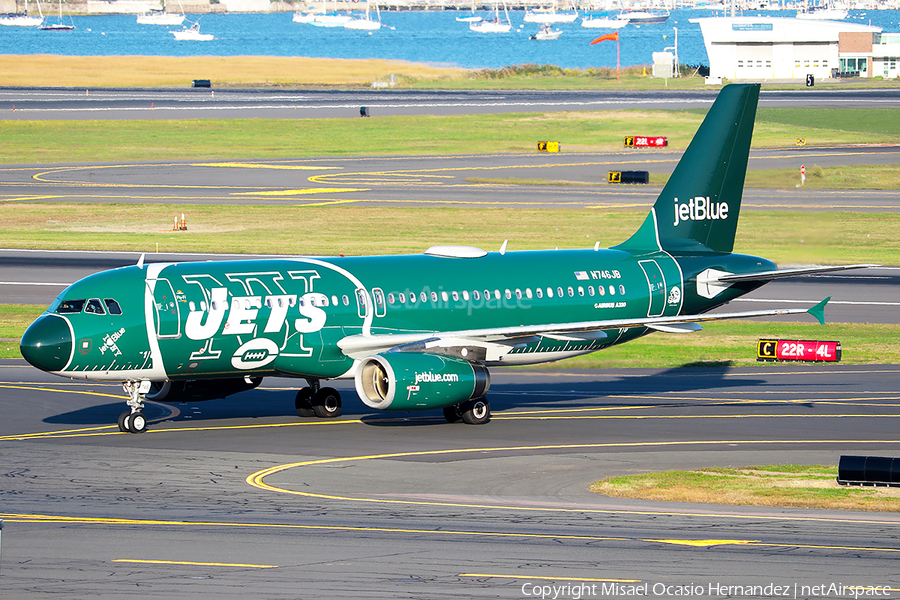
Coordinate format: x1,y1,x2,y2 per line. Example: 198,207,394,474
590,31,618,44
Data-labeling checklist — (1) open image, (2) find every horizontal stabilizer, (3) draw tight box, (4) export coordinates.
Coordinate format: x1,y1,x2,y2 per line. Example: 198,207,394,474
714,264,877,284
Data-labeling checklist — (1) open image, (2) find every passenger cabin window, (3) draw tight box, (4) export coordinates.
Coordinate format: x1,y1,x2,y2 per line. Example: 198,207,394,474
57,299,86,314
104,299,122,315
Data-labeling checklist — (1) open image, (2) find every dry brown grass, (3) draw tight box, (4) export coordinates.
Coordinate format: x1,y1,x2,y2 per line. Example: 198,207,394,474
591,467,900,512
0,55,468,88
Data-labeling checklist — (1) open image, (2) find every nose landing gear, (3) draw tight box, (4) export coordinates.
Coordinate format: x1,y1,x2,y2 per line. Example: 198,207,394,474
119,380,149,434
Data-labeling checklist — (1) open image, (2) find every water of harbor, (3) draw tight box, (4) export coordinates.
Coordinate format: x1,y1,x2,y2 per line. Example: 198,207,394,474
1,9,898,69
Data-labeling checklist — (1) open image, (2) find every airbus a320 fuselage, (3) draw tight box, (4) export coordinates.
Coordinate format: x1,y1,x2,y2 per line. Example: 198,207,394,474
21,84,864,432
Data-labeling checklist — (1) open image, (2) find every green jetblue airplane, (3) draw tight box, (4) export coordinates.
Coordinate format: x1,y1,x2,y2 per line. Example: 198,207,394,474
20,84,864,433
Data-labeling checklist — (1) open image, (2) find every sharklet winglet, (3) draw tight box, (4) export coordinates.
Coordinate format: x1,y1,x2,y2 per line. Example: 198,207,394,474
807,296,831,325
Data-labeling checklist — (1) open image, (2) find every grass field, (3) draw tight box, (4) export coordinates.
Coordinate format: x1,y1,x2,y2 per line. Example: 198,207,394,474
1,205,896,264
3,107,900,164
4,56,900,90
0,55,470,88
591,465,900,512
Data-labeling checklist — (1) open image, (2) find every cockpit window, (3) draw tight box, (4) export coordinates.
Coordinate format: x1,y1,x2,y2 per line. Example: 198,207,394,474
57,299,85,314
84,298,106,315
104,299,122,315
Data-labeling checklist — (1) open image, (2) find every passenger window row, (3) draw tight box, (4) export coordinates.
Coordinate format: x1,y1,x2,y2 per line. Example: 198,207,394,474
385,284,627,306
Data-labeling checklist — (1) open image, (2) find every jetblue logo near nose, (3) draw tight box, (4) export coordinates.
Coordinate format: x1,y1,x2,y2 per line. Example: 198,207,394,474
672,196,729,227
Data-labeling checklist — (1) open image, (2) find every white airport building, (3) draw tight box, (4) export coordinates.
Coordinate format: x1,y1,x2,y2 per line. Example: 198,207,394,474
691,17,900,81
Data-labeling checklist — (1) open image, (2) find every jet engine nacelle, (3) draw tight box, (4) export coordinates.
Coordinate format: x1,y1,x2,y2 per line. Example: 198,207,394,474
355,352,490,411
144,376,263,403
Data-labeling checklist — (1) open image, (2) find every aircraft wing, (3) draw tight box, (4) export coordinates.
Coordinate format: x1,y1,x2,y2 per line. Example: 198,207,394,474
337,297,831,358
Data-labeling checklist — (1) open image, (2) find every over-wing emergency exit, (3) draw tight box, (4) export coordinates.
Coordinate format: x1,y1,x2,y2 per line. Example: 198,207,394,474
20,84,871,432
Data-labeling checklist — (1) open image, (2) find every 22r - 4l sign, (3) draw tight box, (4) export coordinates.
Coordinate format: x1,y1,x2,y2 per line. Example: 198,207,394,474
757,339,842,362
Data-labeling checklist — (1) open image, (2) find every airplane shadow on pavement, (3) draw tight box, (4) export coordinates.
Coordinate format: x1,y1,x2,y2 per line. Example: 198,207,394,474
38,365,825,428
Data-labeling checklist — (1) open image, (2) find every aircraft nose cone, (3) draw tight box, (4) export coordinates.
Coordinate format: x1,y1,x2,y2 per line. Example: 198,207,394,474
21,314,72,372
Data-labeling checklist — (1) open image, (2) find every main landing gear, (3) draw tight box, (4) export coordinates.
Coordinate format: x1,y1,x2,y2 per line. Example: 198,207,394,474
119,380,149,434
295,378,342,419
443,397,491,425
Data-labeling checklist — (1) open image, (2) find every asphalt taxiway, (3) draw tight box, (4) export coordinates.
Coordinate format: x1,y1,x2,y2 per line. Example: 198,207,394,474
1,362,899,598
4,146,900,210
3,88,900,120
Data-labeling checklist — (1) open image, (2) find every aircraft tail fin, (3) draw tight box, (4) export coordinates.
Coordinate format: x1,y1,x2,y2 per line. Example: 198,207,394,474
614,83,760,255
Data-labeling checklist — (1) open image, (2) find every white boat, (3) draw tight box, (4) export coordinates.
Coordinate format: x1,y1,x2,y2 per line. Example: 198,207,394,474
344,0,382,30
456,0,481,22
171,21,213,40
0,0,42,26
310,12,352,27
470,18,510,32
138,0,184,25
137,11,184,25
306,1,352,27
292,11,319,23
796,7,848,19
0,13,42,26
523,8,578,23
530,24,562,39
0,8,42,25
581,14,628,28
39,0,72,30
617,10,669,24
469,3,511,33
